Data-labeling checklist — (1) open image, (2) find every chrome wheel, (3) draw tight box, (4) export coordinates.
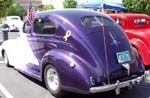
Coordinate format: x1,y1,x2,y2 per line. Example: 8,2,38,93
44,65,66,97
46,68,59,91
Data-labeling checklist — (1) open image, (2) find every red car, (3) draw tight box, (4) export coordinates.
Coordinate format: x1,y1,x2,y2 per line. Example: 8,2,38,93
109,13,150,69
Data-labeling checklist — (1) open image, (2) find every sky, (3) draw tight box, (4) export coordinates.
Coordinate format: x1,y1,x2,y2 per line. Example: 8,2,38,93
42,0,123,9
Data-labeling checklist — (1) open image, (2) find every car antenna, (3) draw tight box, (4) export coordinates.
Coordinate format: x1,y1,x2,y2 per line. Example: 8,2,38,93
95,16,110,84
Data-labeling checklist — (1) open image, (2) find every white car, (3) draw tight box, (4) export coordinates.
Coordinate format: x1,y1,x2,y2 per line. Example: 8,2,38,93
3,16,23,32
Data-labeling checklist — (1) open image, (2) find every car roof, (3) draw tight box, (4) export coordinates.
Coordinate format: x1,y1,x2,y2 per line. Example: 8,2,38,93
109,13,150,19
35,9,110,19
6,16,20,18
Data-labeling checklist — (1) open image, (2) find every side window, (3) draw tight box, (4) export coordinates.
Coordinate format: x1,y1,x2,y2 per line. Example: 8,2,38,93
34,17,56,34
34,18,43,33
134,18,146,25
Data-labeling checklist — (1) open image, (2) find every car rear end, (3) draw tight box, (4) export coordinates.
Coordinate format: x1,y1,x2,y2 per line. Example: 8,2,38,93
5,16,23,32
79,15,145,94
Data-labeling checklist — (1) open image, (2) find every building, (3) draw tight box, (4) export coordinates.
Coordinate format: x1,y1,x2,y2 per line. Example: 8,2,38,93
13,0,42,6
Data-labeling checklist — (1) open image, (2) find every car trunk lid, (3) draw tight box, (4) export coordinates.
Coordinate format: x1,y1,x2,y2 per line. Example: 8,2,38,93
84,24,136,84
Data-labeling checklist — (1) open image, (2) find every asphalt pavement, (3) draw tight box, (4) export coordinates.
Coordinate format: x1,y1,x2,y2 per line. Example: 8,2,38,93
0,58,150,98
0,60,53,98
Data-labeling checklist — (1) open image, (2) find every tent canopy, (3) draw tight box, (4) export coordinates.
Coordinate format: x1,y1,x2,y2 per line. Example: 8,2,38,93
77,0,126,10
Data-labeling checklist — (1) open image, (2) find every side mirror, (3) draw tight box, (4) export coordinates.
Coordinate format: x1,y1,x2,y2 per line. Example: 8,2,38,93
0,24,10,32
23,22,31,33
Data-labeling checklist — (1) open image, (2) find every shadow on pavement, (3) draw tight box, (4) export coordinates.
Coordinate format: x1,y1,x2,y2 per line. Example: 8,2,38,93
18,71,45,88
63,83,150,98
16,71,150,98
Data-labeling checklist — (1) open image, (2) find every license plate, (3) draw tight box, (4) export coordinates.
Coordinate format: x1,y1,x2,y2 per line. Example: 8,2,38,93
116,51,131,63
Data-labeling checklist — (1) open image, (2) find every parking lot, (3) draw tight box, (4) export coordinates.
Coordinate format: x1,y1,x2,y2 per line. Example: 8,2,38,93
0,59,150,98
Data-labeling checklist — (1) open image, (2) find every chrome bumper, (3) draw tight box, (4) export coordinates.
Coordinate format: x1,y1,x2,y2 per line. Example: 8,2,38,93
90,75,145,95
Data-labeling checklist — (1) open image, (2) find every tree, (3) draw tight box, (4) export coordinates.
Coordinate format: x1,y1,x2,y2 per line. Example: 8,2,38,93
33,4,54,12
123,0,150,14
7,4,26,17
63,0,77,8
0,0,13,18
44,4,54,10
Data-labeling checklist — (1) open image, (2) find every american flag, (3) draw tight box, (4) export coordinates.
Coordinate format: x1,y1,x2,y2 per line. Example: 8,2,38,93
26,1,35,26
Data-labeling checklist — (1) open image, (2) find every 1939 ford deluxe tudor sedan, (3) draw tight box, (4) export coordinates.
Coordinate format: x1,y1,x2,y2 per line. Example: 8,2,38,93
0,9,145,97
109,14,150,70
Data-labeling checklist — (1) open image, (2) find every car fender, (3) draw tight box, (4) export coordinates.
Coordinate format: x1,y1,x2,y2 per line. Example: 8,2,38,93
1,36,39,69
41,49,100,93
1,39,19,66
130,38,150,65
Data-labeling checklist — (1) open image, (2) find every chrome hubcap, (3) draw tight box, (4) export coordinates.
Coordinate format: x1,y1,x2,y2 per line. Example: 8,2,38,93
47,68,59,91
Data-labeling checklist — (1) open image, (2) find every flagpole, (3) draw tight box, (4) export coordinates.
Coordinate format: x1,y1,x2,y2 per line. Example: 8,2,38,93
26,0,35,26
29,0,31,6
28,0,31,10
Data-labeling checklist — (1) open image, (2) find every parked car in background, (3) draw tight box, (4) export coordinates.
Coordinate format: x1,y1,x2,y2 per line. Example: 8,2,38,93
3,16,23,32
1,10,145,97
109,13,150,70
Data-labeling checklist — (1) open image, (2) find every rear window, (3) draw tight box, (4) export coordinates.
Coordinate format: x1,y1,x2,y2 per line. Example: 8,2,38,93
11,18,19,20
81,16,116,27
6,17,20,21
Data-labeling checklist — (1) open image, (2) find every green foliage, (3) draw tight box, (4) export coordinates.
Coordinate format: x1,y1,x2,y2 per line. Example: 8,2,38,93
7,4,26,16
63,0,77,8
32,4,54,12
123,0,150,14
33,4,39,11
44,4,54,10
0,0,13,18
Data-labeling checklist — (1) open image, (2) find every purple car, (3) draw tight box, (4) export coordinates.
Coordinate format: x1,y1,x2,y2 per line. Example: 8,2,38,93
1,9,145,97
